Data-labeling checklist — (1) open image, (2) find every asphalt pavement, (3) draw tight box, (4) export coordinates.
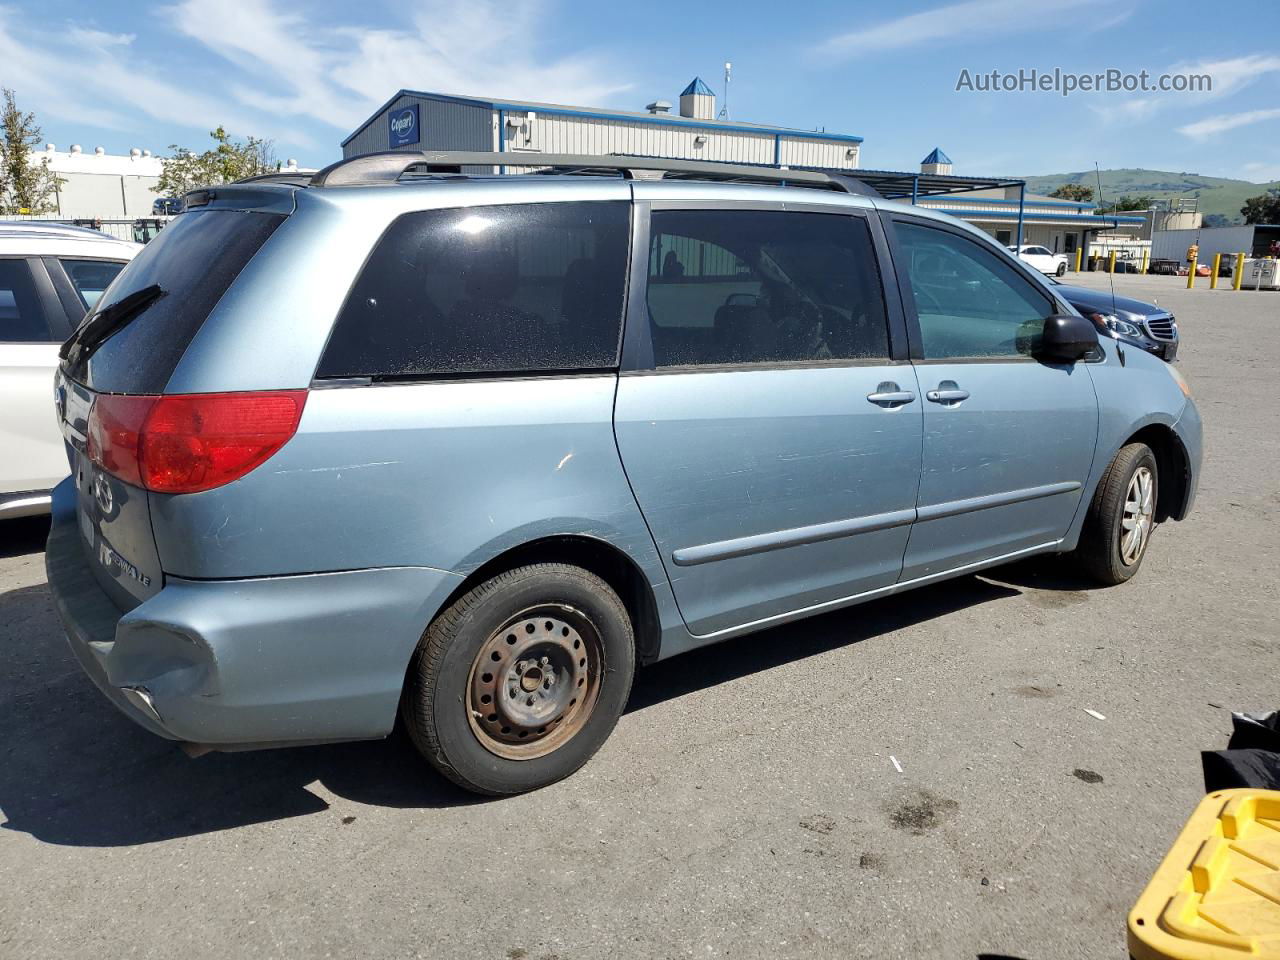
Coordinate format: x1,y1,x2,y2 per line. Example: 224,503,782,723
2,273,1276,960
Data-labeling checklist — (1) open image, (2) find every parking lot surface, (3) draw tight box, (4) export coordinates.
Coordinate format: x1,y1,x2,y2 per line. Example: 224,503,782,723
1,274,1276,960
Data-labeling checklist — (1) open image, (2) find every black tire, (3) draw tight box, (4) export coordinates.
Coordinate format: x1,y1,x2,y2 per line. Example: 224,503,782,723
1056,262,1067,276
1072,443,1158,585
401,563,635,795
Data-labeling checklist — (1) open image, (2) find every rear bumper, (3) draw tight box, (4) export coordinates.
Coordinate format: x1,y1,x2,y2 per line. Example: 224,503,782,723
45,478,463,747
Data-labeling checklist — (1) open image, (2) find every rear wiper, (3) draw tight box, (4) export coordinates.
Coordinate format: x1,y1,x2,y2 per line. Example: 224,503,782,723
60,284,165,367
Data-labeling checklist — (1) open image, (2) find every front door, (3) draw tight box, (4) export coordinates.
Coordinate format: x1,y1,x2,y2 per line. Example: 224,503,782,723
614,203,922,637
887,216,1098,581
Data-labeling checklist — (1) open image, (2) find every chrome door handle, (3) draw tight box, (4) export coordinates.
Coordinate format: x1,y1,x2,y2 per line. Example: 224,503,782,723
926,381,969,404
867,382,915,407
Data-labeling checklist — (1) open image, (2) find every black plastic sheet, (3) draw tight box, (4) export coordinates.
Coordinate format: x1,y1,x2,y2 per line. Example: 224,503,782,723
1202,711,1280,791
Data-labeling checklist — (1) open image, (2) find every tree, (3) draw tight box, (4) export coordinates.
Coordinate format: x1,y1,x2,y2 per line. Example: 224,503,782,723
1241,189,1280,225
154,126,278,197
1202,214,1231,228
1098,195,1154,213
1049,183,1093,202
0,88,63,215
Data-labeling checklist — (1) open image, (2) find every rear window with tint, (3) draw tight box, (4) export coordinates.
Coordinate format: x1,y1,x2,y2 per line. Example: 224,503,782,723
64,209,285,393
317,201,629,379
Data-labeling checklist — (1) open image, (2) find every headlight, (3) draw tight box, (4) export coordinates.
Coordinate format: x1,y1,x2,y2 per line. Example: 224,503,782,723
1167,362,1192,398
1089,313,1144,339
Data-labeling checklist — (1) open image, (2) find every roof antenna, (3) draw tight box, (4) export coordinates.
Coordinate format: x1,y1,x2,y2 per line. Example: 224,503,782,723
718,61,731,120
1094,161,1125,365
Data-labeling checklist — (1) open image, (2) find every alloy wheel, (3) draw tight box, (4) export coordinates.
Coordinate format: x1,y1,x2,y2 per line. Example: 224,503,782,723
1120,465,1155,566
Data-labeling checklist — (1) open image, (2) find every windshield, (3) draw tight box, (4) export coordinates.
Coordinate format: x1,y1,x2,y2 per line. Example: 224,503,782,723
62,209,284,393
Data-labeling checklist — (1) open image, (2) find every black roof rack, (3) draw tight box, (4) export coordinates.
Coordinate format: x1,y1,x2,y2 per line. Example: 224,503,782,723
307,150,882,197
233,172,316,186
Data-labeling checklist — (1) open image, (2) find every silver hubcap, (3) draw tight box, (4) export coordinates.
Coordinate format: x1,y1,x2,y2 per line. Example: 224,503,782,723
1120,466,1155,566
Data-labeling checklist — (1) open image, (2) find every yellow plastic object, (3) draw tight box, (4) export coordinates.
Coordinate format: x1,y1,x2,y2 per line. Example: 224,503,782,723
1129,790,1280,959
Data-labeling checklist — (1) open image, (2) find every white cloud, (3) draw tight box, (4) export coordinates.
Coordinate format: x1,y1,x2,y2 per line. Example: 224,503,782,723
165,0,632,132
1178,107,1280,141
0,0,631,159
0,5,315,148
1241,162,1280,183
163,0,369,129
818,0,1127,57
1093,53,1280,123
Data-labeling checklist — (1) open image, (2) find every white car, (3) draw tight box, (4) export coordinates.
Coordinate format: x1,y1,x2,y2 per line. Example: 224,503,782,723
1,222,141,518
1009,243,1069,277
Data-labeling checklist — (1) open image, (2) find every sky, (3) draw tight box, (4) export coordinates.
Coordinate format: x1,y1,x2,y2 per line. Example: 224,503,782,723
1,0,1277,182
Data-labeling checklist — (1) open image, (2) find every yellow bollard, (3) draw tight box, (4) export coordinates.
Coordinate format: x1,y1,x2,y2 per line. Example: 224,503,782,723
1141,250,1149,274
1108,250,1117,273
1187,259,1197,288
1234,252,1245,290
1210,253,1222,289
1074,248,1083,273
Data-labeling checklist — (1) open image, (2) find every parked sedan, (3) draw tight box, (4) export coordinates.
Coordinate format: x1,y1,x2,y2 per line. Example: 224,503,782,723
1010,243,1069,276
0,222,140,518
1050,279,1178,361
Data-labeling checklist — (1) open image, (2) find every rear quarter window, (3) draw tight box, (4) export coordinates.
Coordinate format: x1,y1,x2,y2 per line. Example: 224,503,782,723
317,201,630,379
0,258,52,343
60,259,128,311
63,209,285,393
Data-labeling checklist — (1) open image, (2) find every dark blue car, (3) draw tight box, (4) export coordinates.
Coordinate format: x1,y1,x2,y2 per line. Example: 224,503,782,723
1051,279,1178,361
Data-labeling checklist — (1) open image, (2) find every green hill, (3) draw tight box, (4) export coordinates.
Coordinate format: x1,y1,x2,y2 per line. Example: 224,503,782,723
1017,168,1279,224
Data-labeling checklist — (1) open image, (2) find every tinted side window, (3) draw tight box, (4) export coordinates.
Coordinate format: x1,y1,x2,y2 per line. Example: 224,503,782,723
896,222,1051,360
318,202,630,379
61,259,127,312
646,210,889,368
0,259,52,343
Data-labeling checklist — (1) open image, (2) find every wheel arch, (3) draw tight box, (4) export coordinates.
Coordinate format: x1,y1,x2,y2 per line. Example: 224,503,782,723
1123,422,1192,522
428,534,664,668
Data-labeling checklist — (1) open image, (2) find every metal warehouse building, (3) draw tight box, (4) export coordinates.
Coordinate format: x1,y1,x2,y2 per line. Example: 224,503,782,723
342,78,863,170
342,80,1141,257
1152,223,1280,262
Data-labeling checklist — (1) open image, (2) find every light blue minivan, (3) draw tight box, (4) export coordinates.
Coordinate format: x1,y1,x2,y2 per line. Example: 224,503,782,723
46,153,1201,794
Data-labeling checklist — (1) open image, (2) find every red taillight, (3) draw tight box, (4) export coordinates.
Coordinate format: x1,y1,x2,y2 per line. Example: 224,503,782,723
87,391,307,494
87,394,155,488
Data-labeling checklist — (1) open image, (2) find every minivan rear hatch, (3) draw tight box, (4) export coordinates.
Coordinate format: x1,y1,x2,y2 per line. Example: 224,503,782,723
57,206,287,610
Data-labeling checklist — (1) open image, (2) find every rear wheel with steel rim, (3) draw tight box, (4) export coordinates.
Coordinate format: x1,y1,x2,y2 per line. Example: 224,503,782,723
1073,442,1159,585
466,607,603,760
402,563,634,795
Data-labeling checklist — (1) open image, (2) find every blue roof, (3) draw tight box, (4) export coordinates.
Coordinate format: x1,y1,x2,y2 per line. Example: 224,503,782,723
681,77,715,97
922,147,952,165
342,89,864,146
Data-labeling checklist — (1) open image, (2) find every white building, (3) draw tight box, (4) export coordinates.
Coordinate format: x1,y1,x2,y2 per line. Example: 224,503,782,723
908,147,1146,256
14,146,313,240
342,78,864,170
32,144,164,219
342,88,1143,264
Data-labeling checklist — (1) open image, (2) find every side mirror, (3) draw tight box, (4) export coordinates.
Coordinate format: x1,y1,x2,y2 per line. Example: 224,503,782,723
1036,313,1098,363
